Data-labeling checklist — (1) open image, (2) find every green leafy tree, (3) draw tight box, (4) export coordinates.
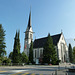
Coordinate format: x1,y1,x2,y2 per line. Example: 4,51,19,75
68,43,73,63
3,57,11,63
12,31,21,63
3,57,11,65
21,52,28,63
0,24,6,57
73,46,75,62
0,57,4,63
29,40,33,63
43,33,57,64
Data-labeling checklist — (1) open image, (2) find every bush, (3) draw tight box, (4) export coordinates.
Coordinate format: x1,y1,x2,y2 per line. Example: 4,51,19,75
2,57,11,65
21,52,28,63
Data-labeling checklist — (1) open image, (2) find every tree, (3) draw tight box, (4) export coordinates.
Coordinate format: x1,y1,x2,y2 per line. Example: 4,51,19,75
43,33,57,64
12,31,21,63
0,24,6,57
17,30,20,53
21,52,28,63
29,40,33,63
9,52,13,60
0,56,11,65
3,57,11,64
68,43,73,63
0,56,4,63
73,46,75,62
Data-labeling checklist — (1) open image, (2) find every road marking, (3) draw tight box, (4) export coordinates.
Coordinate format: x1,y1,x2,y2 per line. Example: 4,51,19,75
11,72,22,75
31,73,35,75
11,70,28,72
22,73,44,75
22,72,29,75
0,71,7,72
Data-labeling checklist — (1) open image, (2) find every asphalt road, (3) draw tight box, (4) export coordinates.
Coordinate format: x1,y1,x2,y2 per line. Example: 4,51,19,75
0,65,74,75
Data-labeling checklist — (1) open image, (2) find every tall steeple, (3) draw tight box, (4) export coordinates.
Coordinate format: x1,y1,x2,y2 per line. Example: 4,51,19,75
26,10,32,32
28,11,31,29
24,9,33,57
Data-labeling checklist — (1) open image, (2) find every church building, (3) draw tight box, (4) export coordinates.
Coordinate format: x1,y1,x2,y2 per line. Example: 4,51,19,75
24,11,69,64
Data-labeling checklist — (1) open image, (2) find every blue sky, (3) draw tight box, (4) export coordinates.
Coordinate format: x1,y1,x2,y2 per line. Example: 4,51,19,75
0,0,75,56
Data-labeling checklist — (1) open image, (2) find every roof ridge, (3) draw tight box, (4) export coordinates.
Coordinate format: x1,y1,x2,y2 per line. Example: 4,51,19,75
35,36,47,40
51,33,61,37
35,33,61,40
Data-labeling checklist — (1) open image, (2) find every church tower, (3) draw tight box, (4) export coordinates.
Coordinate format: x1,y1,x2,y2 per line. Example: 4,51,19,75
24,11,33,57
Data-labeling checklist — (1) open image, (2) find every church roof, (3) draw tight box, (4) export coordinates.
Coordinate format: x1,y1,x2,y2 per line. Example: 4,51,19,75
33,33,61,48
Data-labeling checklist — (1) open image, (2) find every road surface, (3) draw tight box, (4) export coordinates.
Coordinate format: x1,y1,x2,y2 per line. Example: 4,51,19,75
0,65,74,75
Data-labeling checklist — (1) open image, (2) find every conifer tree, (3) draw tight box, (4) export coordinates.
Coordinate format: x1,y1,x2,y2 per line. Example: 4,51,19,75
12,31,21,63
9,52,13,60
43,33,57,64
73,46,75,62
29,40,33,63
0,24,6,57
17,30,20,53
68,43,73,63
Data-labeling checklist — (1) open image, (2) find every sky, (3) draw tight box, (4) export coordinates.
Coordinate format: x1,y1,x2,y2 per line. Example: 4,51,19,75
0,0,75,56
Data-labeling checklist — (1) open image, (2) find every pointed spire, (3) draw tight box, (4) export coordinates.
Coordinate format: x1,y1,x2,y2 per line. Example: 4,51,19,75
61,29,63,34
28,8,31,29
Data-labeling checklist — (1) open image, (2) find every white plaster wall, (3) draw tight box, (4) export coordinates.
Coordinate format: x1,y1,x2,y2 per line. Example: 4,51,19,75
24,26,33,57
33,48,43,62
28,27,33,44
57,33,68,62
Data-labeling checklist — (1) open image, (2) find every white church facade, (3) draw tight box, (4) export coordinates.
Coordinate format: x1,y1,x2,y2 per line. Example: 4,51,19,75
24,11,69,64
33,33,69,64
